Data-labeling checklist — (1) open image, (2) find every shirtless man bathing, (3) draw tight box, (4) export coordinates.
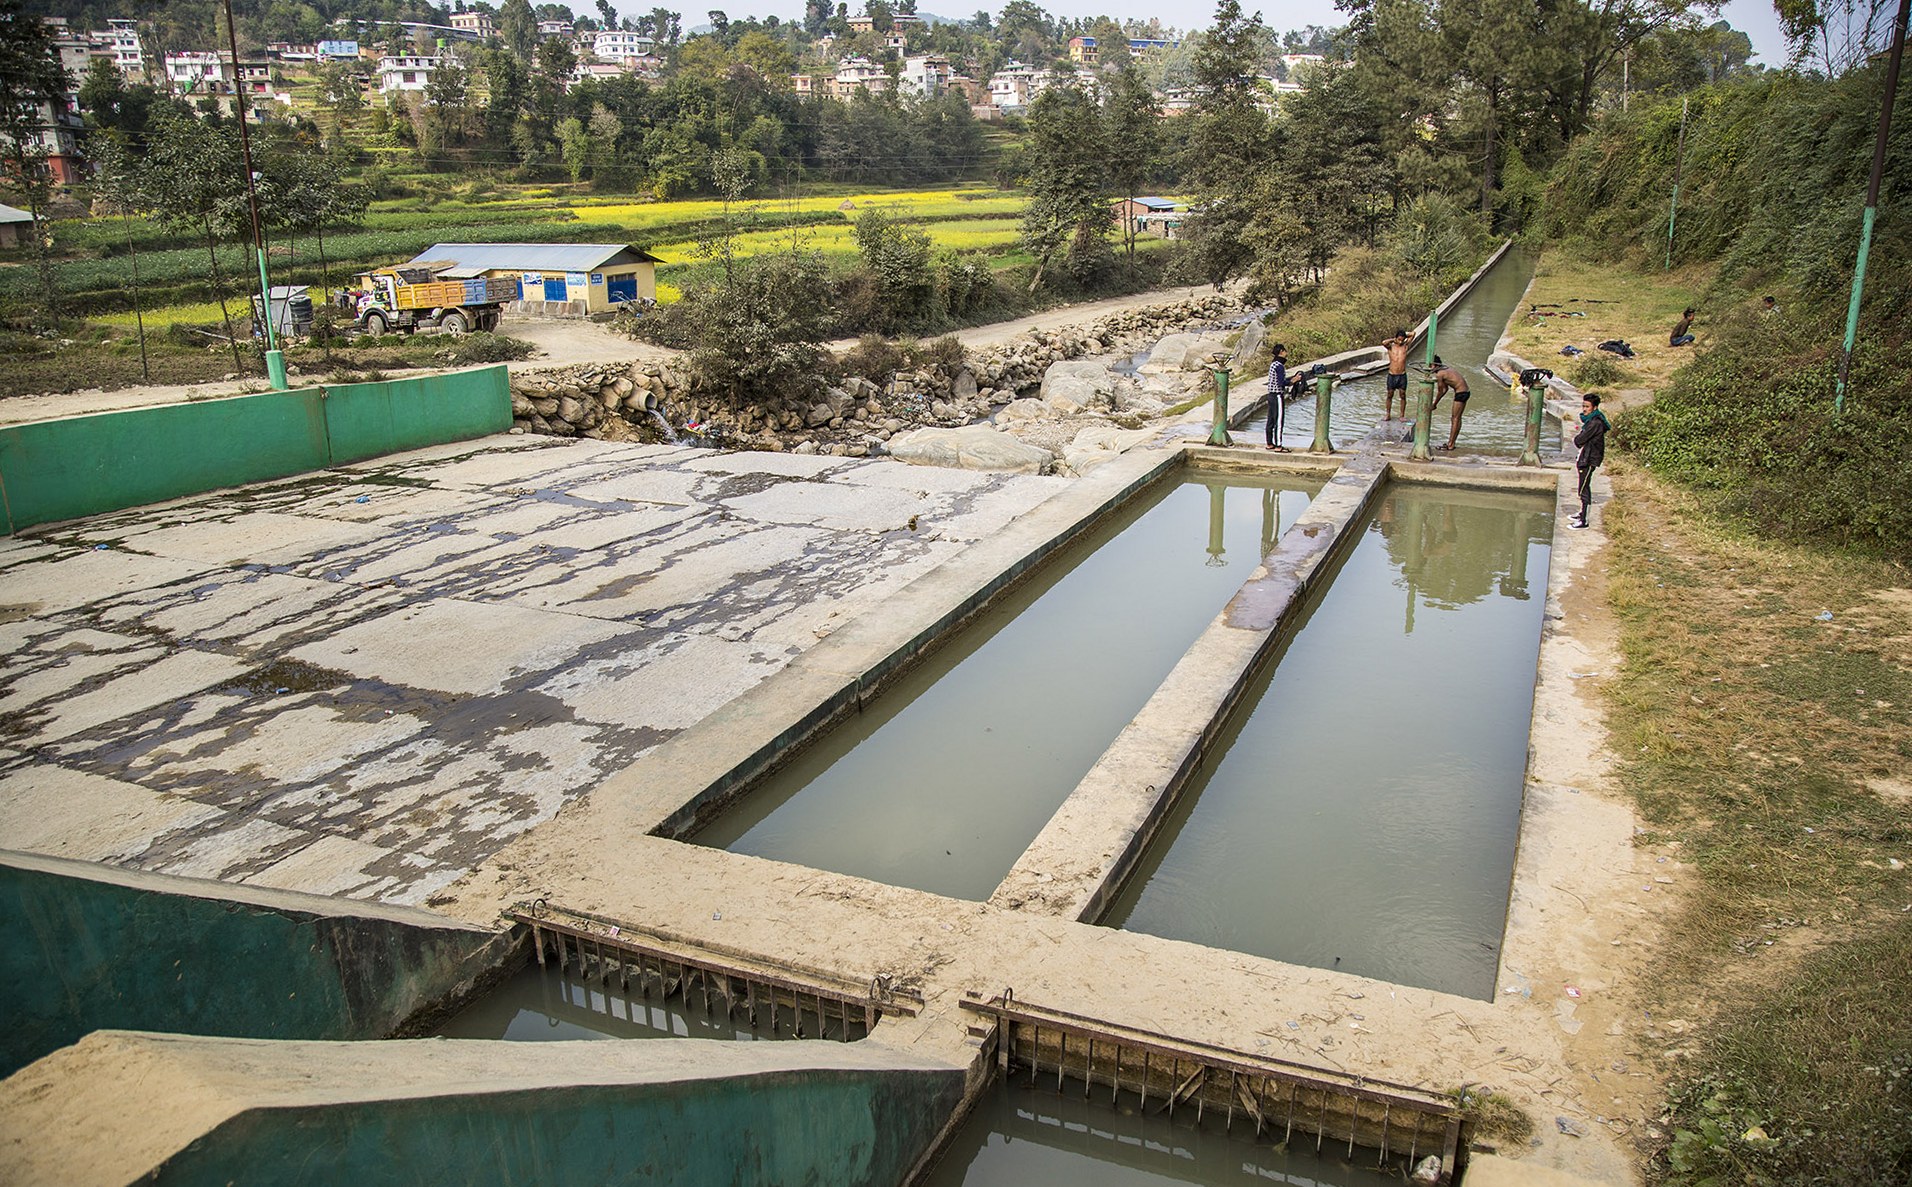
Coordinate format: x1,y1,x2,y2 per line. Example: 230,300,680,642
1382,329,1411,420
1429,357,1470,451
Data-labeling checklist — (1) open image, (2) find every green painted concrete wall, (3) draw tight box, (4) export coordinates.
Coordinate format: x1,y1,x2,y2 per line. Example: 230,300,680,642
0,855,513,1079
150,1067,965,1187
0,365,510,535
324,368,514,465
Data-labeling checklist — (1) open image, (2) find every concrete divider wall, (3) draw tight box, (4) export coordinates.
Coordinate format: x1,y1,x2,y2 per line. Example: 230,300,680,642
156,1065,960,1187
0,1031,967,1187
0,365,511,535
0,851,515,1079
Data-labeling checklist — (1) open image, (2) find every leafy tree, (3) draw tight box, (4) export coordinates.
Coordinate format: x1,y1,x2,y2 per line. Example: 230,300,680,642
852,208,934,329
316,60,364,143
1183,0,1274,284
499,0,539,60
89,136,152,379
1020,79,1110,290
0,0,71,323
1101,58,1159,261
144,108,250,372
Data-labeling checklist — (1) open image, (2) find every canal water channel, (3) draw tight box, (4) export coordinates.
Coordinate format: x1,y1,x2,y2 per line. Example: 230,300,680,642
695,472,1322,900
1105,485,1554,1000
1259,247,1556,455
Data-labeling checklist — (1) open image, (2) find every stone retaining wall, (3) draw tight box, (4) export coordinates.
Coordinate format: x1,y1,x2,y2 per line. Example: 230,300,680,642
507,292,1245,456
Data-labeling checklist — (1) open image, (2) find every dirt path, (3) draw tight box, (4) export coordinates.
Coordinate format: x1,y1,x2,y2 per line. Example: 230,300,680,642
822,283,1235,354
0,318,673,429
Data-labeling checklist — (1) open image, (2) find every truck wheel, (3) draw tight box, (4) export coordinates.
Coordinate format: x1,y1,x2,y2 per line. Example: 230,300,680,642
364,311,389,336
441,310,470,335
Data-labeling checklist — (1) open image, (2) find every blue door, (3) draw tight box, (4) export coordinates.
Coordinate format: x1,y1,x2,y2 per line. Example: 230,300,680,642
607,275,637,304
543,277,568,301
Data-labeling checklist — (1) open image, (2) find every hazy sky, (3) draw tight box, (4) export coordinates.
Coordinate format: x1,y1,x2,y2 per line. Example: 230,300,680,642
675,0,1793,66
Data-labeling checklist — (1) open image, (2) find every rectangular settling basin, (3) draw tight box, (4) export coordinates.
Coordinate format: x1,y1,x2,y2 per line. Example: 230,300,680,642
1104,483,1554,1000
923,1073,1404,1187
693,471,1323,900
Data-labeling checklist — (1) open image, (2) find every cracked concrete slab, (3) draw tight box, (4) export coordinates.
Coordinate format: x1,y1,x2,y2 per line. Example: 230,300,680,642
0,434,1069,904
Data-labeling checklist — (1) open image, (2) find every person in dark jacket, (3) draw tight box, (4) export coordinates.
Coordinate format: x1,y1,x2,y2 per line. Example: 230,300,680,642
1670,308,1696,346
1572,394,1610,529
1264,342,1292,452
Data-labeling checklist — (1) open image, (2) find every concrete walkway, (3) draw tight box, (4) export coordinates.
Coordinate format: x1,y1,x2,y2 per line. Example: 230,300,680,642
0,435,1064,905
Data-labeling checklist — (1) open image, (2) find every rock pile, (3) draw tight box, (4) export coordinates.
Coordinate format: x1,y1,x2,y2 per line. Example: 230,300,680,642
508,291,1249,468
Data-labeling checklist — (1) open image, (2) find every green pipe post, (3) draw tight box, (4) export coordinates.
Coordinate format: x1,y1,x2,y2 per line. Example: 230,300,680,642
1520,382,1545,466
1666,97,1688,272
257,246,287,390
1208,365,1232,446
1410,310,1436,461
1310,373,1334,453
1835,0,1907,413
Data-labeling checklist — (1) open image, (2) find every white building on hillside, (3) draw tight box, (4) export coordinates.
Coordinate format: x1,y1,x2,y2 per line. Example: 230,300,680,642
833,55,890,96
378,55,439,93
593,30,655,60
104,19,144,77
901,54,951,97
986,60,1053,113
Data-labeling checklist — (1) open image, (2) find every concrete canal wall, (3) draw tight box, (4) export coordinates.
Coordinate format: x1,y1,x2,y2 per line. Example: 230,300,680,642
0,851,514,1078
0,1030,965,1187
0,366,511,535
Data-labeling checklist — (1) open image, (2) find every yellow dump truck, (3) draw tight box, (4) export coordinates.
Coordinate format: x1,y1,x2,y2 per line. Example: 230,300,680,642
349,261,519,335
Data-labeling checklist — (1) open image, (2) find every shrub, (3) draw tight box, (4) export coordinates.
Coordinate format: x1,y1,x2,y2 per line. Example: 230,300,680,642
449,332,536,363
1570,354,1628,388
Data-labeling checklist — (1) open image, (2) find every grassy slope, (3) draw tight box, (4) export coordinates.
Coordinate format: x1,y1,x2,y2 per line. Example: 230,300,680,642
1544,248,1912,1186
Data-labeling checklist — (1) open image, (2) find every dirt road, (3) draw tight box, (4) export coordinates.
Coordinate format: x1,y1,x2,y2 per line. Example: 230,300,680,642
0,285,1231,428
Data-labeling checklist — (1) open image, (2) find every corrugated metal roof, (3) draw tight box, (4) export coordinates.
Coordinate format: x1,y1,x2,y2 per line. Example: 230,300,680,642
1134,197,1178,211
0,203,33,224
404,242,662,274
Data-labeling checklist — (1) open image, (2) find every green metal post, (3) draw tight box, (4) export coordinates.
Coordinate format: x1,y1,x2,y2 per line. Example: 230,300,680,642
1520,382,1545,466
1208,367,1232,446
257,246,286,389
1835,0,1907,413
1410,311,1435,461
1310,374,1333,453
1666,98,1688,272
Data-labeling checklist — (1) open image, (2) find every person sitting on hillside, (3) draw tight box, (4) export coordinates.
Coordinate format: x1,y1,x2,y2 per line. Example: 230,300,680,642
1761,295,1780,315
1670,307,1697,347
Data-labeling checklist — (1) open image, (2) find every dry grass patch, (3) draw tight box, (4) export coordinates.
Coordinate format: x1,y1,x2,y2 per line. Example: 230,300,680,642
1503,251,1719,394
1600,462,1912,1183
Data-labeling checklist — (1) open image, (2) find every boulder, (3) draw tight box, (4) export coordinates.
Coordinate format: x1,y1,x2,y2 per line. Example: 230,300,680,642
997,397,1052,423
953,369,979,400
1040,359,1114,411
1229,318,1267,371
888,425,1054,474
1141,332,1229,374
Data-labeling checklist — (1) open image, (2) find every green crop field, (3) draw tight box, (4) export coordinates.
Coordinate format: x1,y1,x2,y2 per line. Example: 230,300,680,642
0,182,1042,325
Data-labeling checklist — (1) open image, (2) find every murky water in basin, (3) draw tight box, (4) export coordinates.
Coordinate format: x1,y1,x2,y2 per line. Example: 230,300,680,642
924,1074,1403,1186
1258,248,1561,455
435,962,851,1041
1106,485,1554,1000
696,473,1322,900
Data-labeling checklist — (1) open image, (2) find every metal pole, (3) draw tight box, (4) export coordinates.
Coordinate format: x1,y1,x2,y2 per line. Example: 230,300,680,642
221,0,287,389
1665,97,1689,272
1208,366,1232,446
1410,310,1435,461
1310,373,1333,453
1519,382,1544,466
1835,0,1909,414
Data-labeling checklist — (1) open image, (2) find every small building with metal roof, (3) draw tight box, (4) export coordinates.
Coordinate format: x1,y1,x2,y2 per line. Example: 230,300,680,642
0,204,35,250
403,243,662,313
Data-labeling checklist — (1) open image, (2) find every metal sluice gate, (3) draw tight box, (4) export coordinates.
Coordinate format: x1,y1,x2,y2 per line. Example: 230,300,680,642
506,900,923,1041
960,989,1464,1183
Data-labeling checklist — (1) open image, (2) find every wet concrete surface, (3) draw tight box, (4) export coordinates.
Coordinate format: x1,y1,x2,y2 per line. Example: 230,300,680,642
0,435,1066,905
